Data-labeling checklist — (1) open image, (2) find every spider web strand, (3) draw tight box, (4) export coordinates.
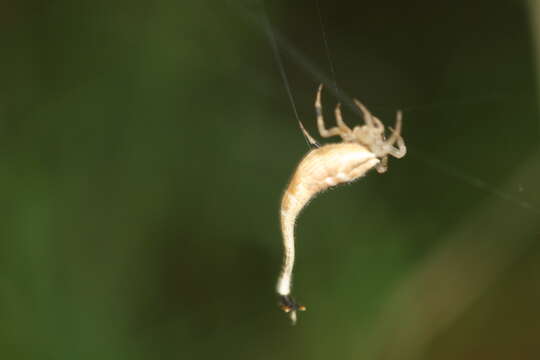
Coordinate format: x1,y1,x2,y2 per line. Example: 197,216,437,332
260,1,318,148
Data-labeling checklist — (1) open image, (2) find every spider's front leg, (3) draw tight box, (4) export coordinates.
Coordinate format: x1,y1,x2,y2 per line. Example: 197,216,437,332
315,84,352,140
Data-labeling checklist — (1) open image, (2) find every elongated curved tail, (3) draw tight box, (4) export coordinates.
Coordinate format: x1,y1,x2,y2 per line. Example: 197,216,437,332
277,209,295,296
277,184,311,324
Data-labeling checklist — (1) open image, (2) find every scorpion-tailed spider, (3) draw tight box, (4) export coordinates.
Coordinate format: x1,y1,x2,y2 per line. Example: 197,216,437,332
277,84,406,324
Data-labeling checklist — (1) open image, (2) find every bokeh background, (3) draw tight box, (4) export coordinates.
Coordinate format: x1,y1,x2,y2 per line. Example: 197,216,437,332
1,0,540,359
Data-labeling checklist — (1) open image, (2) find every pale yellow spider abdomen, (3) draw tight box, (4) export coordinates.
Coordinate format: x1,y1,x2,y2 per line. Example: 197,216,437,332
277,85,406,324
277,143,379,323
280,143,380,239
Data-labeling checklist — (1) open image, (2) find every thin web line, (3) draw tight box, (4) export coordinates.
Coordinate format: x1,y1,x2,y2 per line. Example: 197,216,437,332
315,0,339,95
260,1,319,148
413,148,539,214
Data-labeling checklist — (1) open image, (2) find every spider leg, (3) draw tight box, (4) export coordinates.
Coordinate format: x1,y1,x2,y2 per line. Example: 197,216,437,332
389,136,407,158
386,111,406,158
334,103,354,141
371,116,385,130
353,99,375,128
384,111,403,145
334,103,351,132
316,84,343,138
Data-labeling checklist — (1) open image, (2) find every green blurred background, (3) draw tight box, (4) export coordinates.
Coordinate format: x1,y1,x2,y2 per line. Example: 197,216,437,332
1,0,540,359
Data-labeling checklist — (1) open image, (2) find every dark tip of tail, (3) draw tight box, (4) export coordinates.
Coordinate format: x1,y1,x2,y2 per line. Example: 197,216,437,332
278,295,306,313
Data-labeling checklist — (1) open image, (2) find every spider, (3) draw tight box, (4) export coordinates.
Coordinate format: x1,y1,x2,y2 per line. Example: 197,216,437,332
277,84,406,324
313,84,406,172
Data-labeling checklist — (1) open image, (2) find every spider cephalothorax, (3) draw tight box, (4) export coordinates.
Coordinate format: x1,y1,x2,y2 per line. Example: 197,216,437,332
276,84,406,324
